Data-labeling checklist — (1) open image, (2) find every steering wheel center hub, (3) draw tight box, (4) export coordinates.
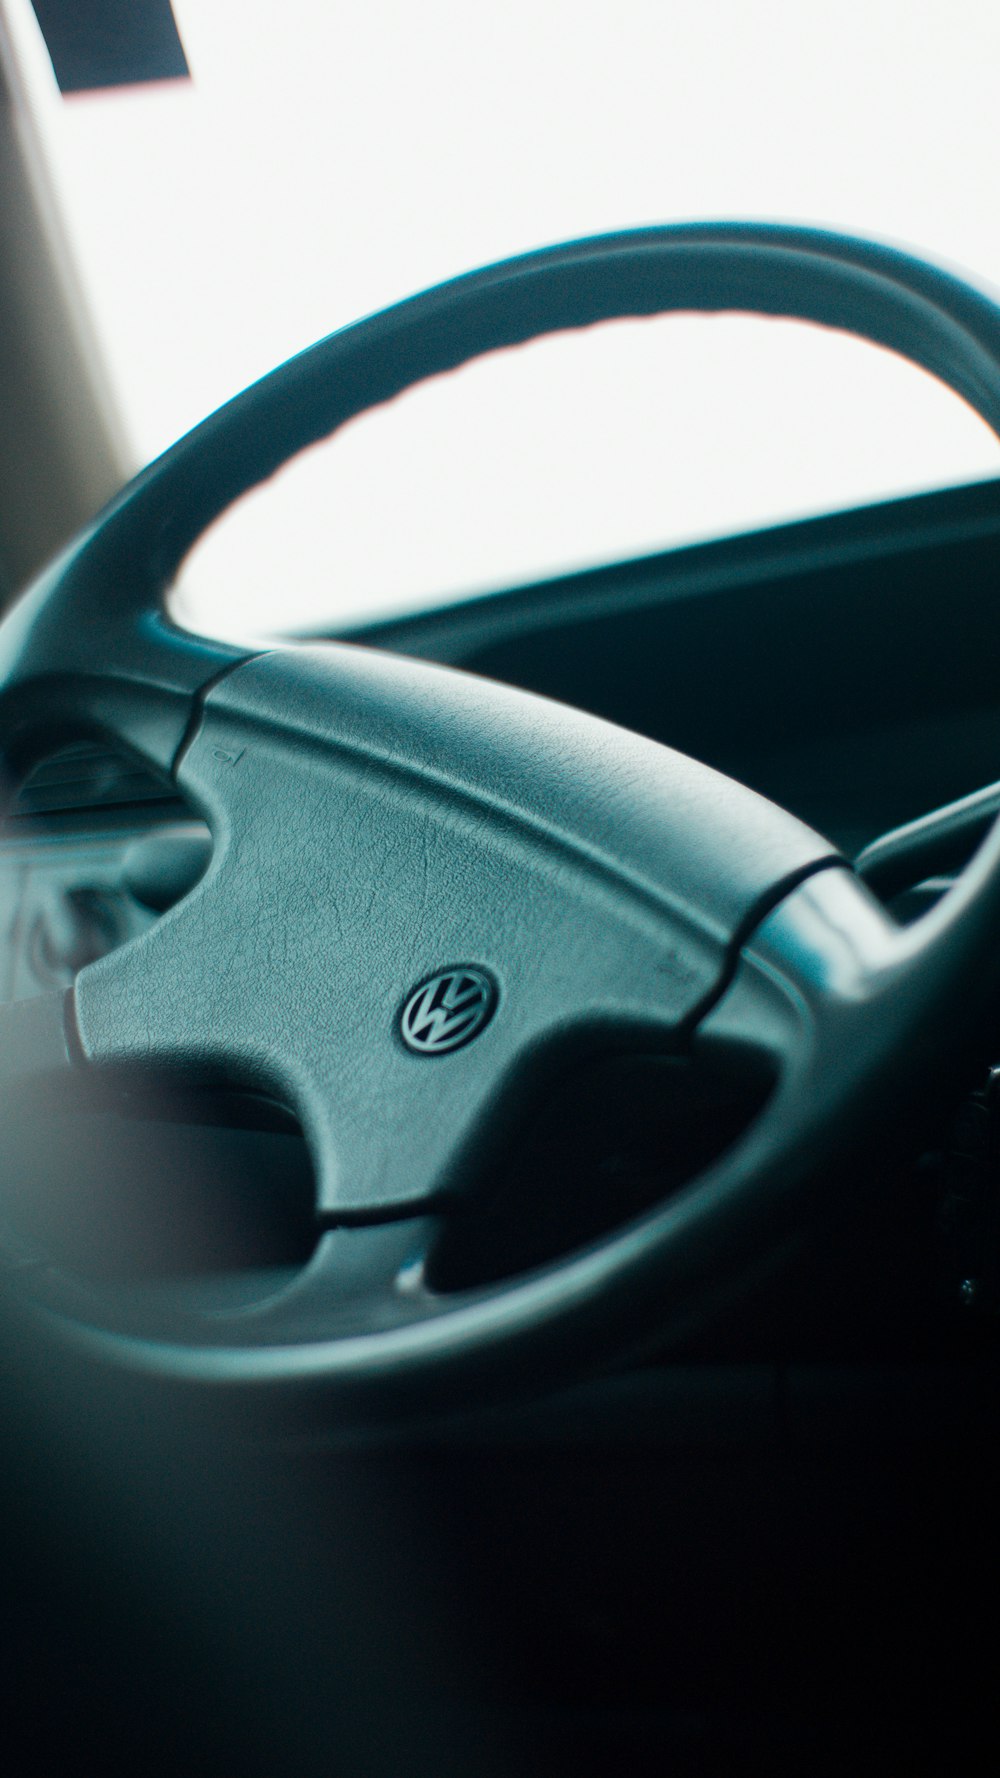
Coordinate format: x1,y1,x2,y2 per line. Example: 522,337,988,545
67,642,835,1221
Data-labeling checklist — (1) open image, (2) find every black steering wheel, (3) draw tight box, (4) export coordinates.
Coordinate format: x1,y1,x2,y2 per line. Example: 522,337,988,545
4,222,1000,1424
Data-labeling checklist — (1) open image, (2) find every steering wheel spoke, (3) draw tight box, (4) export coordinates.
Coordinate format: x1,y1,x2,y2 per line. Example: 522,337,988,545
198,1218,444,1347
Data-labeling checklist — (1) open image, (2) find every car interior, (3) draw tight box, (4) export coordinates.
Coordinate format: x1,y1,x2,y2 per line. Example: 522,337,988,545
2,9,1000,1778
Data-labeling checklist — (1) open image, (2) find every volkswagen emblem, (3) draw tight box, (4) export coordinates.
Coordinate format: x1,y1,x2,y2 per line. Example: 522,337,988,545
400,967,497,1055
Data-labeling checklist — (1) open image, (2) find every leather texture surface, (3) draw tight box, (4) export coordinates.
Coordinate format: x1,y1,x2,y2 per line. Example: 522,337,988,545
72,644,838,1216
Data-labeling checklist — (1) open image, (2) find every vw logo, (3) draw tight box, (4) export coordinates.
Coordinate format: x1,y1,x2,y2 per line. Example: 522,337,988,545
400,967,497,1055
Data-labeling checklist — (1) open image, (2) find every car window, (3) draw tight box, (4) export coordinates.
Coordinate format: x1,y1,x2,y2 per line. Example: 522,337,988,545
173,313,1000,637
5,0,1000,634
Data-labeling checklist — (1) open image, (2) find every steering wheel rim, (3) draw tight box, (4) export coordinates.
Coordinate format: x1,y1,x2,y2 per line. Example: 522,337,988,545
4,221,1000,1424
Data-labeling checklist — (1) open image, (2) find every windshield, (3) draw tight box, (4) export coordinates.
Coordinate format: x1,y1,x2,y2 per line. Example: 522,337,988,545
5,0,1000,634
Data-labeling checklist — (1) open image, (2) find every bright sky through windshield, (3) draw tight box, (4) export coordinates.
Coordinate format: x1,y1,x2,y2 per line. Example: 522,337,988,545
5,0,1000,634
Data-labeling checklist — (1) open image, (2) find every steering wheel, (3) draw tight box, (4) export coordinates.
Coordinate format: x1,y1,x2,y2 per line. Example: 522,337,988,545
4,222,1000,1425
